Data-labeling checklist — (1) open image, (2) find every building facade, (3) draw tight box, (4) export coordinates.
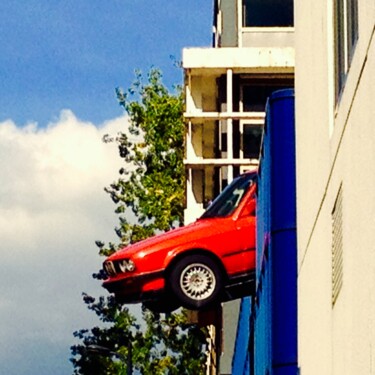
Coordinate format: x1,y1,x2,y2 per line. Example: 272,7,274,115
184,0,375,374
183,0,294,225
295,1,375,374
182,1,295,373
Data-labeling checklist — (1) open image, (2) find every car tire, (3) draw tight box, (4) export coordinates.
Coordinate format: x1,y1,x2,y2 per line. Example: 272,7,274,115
169,255,223,310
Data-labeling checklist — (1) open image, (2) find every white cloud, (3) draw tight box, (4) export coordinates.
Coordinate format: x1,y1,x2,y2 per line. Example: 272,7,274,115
0,111,130,375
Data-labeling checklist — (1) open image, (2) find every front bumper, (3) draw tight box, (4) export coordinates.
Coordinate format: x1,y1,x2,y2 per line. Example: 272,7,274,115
102,269,165,304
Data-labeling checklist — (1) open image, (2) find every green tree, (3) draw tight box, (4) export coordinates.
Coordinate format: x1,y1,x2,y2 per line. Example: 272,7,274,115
101,68,185,248
71,68,207,375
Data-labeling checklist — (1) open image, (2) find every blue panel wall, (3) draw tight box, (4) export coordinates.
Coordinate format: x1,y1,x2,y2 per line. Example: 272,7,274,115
255,89,298,375
231,297,252,375
232,89,298,375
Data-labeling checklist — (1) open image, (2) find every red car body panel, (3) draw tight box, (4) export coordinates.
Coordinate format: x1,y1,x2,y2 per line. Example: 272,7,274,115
103,172,257,305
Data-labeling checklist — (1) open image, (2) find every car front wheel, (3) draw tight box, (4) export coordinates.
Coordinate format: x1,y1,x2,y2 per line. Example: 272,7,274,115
169,255,223,310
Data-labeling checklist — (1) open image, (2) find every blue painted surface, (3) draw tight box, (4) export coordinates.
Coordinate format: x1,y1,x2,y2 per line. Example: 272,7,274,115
232,297,252,375
232,89,298,375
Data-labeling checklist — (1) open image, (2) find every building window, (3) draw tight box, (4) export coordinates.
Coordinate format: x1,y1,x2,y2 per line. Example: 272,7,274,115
332,185,343,306
242,123,262,159
239,80,293,160
243,0,294,27
334,0,359,101
242,82,294,112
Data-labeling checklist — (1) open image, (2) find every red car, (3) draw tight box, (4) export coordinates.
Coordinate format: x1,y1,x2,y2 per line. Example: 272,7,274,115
103,172,257,311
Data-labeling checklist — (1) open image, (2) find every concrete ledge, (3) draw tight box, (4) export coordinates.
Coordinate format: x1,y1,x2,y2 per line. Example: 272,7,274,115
183,47,295,74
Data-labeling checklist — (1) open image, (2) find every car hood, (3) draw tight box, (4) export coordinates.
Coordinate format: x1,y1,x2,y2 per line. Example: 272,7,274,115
107,217,229,260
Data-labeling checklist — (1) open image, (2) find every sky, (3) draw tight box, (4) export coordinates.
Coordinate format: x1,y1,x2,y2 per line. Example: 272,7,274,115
0,1,212,127
0,2,212,374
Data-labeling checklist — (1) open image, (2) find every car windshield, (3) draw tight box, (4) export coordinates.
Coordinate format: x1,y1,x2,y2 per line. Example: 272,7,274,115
200,173,257,219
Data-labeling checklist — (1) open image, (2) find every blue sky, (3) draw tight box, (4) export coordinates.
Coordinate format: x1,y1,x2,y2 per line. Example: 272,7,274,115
0,1,212,127
0,2,212,374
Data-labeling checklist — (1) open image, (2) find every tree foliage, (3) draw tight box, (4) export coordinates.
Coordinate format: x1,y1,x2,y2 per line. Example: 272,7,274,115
101,68,185,252
71,68,207,374
71,295,206,375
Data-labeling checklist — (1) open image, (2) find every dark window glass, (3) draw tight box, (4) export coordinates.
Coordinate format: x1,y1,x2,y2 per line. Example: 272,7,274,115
243,124,262,159
201,173,257,218
243,0,294,27
334,0,358,102
243,84,293,112
347,0,358,64
335,0,346,97
221,132,228,152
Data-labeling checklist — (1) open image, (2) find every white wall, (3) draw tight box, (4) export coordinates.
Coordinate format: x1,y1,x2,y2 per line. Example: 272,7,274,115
295,0,375,373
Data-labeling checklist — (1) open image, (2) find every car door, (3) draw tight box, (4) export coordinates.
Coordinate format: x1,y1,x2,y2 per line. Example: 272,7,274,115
229,191,257,272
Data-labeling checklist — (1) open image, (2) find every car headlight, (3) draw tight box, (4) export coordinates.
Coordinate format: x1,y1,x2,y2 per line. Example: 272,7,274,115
118,259,136,273
126,259,136,272
103,261,116,276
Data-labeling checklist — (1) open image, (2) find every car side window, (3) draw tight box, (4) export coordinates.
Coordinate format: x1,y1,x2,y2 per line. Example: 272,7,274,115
200,173,257,219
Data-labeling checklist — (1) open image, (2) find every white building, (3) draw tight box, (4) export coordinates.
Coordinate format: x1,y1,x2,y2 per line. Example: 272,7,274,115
183,0,375,373
183,0,294,225
182,1,295,373
295,0,375,374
